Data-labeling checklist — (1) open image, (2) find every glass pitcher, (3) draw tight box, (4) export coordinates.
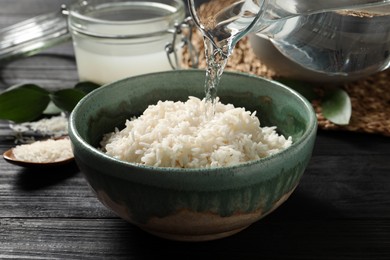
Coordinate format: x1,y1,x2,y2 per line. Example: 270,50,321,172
188,0,390,79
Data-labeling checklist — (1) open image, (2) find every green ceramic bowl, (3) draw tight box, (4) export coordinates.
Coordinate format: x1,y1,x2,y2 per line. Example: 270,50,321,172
68,69,317,242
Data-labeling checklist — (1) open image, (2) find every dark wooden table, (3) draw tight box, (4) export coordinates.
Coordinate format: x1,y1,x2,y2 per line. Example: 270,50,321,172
1,1,390,259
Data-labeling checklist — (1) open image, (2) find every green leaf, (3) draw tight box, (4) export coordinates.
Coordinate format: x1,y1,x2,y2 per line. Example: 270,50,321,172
275,78,318,101
51,88,86,112
0,84,50,123
322,88,352,125
74,81,101,94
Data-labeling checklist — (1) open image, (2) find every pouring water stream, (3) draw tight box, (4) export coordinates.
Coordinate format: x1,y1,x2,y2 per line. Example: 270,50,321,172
188,0,390,116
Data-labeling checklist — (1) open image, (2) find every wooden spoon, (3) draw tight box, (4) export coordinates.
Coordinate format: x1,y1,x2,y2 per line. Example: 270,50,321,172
2,137,75,168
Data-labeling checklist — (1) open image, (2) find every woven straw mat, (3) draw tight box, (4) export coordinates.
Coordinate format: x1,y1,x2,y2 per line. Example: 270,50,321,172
181,31,390,137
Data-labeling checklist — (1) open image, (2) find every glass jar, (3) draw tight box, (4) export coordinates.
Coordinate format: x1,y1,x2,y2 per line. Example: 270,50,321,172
0,0,191,85
68,0,186,84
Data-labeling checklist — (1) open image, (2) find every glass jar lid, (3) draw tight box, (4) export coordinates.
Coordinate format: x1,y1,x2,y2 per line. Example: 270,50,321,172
0,8,69,61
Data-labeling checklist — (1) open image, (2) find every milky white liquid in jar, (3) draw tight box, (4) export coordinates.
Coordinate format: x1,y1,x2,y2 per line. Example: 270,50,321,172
72,25,180,84
68,0,185,85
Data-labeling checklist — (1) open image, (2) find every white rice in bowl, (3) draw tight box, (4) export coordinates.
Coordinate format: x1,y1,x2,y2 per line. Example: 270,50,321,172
100,96,292,168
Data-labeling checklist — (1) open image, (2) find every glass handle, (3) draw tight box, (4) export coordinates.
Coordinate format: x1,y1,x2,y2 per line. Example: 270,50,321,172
0,5,71,61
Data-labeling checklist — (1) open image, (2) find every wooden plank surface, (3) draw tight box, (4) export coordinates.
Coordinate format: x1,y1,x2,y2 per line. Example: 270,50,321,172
1,0,390,259
1,218,390,259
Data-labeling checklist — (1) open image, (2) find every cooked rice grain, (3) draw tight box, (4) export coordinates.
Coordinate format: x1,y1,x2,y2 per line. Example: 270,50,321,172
100,96,292,168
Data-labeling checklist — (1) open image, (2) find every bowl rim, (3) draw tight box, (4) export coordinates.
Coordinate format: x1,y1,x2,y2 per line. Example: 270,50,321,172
69,69,317,175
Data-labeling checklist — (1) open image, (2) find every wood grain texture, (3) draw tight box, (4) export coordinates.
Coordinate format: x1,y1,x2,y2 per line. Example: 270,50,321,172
0,0,390,258
1,218,389,259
